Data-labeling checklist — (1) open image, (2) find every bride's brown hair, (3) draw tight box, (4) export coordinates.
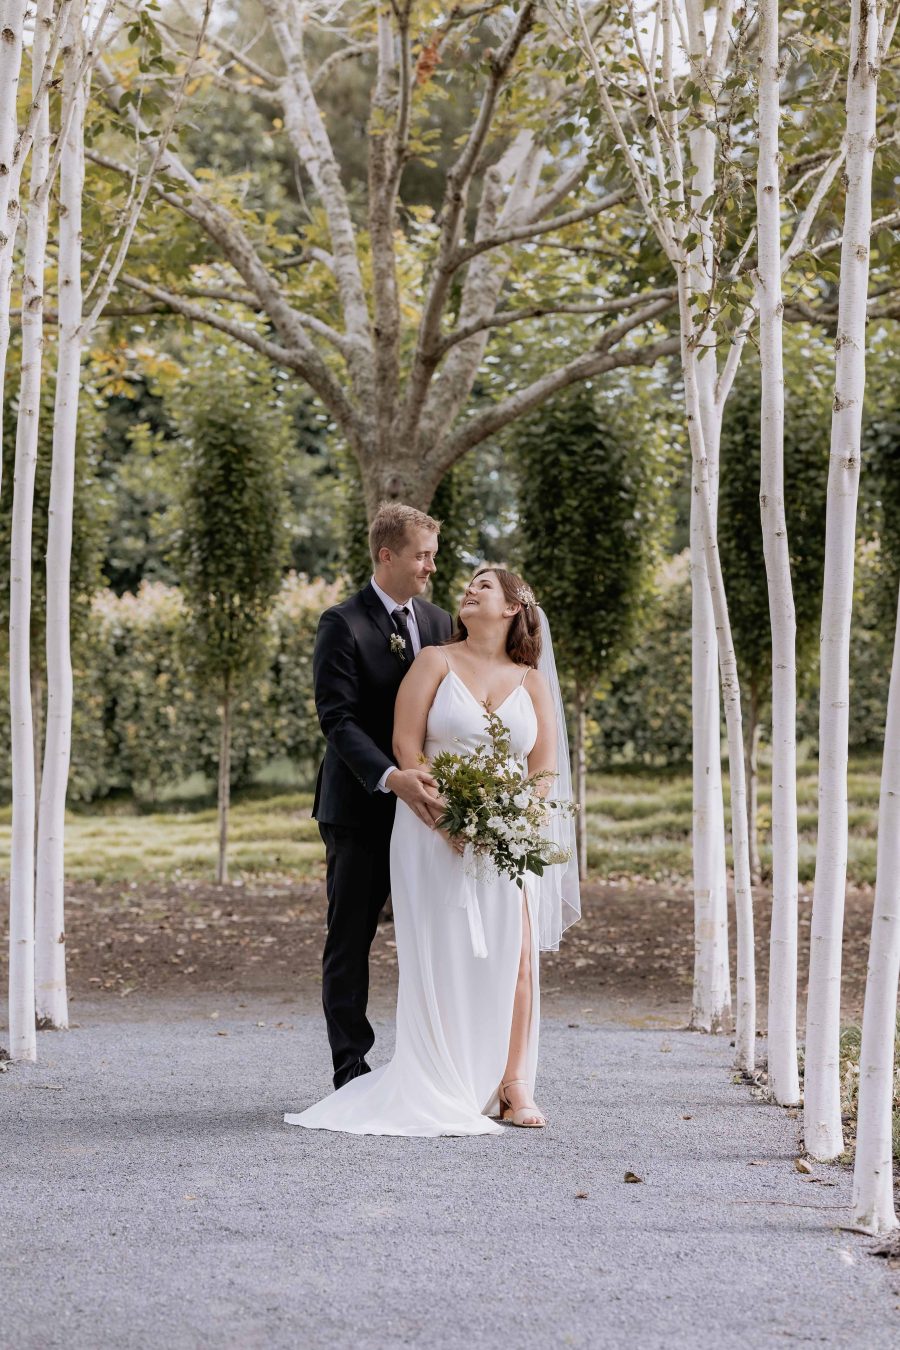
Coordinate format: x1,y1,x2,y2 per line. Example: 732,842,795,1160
447,567,542,668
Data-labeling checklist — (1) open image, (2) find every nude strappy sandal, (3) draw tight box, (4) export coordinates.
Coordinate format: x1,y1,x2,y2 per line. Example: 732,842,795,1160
499,1079,546,1128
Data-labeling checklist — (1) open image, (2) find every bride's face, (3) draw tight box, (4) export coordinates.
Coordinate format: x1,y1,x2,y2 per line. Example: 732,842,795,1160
459,571,518,627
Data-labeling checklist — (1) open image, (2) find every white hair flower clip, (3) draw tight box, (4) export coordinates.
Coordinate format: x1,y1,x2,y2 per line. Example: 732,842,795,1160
516,585,536,608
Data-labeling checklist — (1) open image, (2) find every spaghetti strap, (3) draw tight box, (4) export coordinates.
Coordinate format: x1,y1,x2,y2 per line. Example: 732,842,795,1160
440,648,453,673
520,666,530,686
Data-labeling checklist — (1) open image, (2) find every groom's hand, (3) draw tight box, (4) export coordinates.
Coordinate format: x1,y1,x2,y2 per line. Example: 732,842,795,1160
388,768,443,827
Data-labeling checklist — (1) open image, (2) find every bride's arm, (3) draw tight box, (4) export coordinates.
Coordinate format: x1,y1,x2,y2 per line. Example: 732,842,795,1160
393,646,446,770
525,670,558,793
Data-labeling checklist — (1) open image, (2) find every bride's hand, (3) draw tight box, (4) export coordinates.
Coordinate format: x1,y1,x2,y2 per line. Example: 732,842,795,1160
440,828,466,855
389,767,444,828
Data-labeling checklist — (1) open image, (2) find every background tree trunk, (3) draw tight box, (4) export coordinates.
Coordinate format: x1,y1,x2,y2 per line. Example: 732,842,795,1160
0,1,24,484
744,685,761,886
757,0,801,1108
217,681,232,886
35,0,87,1030
804,0,888,1160
677,263,756,1071
851,581,900,1233
573,682,588,881
689,492,732,1033
31,669,43,815
685,0,733,1038
8,0,54,1062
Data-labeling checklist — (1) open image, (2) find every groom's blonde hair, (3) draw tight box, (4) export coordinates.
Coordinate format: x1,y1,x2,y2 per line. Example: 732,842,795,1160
369,501,442,563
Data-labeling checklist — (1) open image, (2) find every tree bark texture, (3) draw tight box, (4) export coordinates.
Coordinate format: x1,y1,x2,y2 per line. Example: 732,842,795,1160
804,0,887,1160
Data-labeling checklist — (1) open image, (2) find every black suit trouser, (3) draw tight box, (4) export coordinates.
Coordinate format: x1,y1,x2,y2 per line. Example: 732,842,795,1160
318,820,392,1089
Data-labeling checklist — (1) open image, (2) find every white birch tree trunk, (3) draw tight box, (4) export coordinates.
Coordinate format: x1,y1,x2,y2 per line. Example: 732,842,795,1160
686,58,732,1031
0,0,24,488
574,684,588,881
804,0,886,1160
216,683,231,886
677,266,757,1071
757,0,801,1106
850,583,900,1233
35,0,86,1029
8,0,54,1062
689,442,732,1032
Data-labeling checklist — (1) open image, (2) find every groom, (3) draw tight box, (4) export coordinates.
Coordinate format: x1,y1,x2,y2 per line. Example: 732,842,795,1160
312,502,453,1087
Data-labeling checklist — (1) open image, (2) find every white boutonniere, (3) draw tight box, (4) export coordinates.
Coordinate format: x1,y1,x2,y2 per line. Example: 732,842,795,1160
390,632,407,661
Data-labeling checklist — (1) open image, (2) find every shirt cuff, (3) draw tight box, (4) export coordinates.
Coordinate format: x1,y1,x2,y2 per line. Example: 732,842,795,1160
376,766,396,794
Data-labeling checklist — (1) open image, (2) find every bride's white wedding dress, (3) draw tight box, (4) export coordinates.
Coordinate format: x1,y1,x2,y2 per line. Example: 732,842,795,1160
285,660,539,1137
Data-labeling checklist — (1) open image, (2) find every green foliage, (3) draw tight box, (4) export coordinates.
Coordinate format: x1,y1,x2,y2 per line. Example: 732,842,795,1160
589,538,897,770
718,341,832,710
846,538,894,753
0,576,338,803
516,378,676,696
169,348,291,695
91,346,354,593
591,553,694,765
0,364,109,666
863,371,900,641
427,457,481,614
96,381,179,595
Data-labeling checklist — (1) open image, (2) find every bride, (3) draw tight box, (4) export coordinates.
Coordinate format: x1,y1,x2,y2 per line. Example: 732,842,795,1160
285,567,580,1137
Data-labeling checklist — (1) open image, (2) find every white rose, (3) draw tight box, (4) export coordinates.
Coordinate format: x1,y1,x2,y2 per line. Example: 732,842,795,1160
513,792,530,810
509,842,526,859
486,816,504,831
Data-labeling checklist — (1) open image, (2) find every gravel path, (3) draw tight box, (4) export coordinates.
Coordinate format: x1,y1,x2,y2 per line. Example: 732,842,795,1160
2,992,897,1350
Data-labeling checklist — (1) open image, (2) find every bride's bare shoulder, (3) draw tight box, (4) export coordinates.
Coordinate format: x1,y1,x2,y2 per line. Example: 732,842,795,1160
522,666,552,706
414,644,450,673
400,644,450,692
522,664,548,689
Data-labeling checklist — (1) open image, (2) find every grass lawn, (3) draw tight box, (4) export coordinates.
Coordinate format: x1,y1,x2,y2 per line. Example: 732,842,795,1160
0,751,885,885
587,749,884,885
0,791,324,882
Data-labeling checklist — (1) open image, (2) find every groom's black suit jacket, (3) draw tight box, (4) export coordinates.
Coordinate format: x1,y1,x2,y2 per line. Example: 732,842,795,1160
312,583,453,828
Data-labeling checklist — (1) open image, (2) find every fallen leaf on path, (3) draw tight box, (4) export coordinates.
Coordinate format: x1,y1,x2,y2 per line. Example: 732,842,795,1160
794,1158,813,1174
575,1192,589,1200
623,1171,643,1184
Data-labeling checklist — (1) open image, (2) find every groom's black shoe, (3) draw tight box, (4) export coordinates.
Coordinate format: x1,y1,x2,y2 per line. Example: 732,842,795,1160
334,1059,371,1091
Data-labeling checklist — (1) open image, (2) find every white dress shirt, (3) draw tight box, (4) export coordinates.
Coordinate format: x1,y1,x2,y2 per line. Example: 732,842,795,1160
371,576,421,792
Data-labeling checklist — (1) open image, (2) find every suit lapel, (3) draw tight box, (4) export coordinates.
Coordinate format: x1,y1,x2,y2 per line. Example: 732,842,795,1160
361,582,395,647
412,597,434,649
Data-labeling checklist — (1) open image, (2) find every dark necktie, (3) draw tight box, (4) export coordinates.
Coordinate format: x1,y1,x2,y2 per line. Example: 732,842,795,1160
393,605,412,663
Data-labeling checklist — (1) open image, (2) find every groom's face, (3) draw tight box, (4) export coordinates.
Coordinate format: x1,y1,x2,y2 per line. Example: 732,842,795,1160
381,527,439,599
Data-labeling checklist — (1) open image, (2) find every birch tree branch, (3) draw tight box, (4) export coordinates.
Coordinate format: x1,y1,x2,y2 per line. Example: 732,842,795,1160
410,2,537,384
261,0,373,396
83,3,213,333
430,333,680,471
434,288,677,356
88,79,352,384
449,188,630,271
115,270,361,435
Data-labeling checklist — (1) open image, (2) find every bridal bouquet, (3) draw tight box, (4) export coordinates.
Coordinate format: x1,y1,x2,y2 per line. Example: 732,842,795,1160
428,707,575,888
